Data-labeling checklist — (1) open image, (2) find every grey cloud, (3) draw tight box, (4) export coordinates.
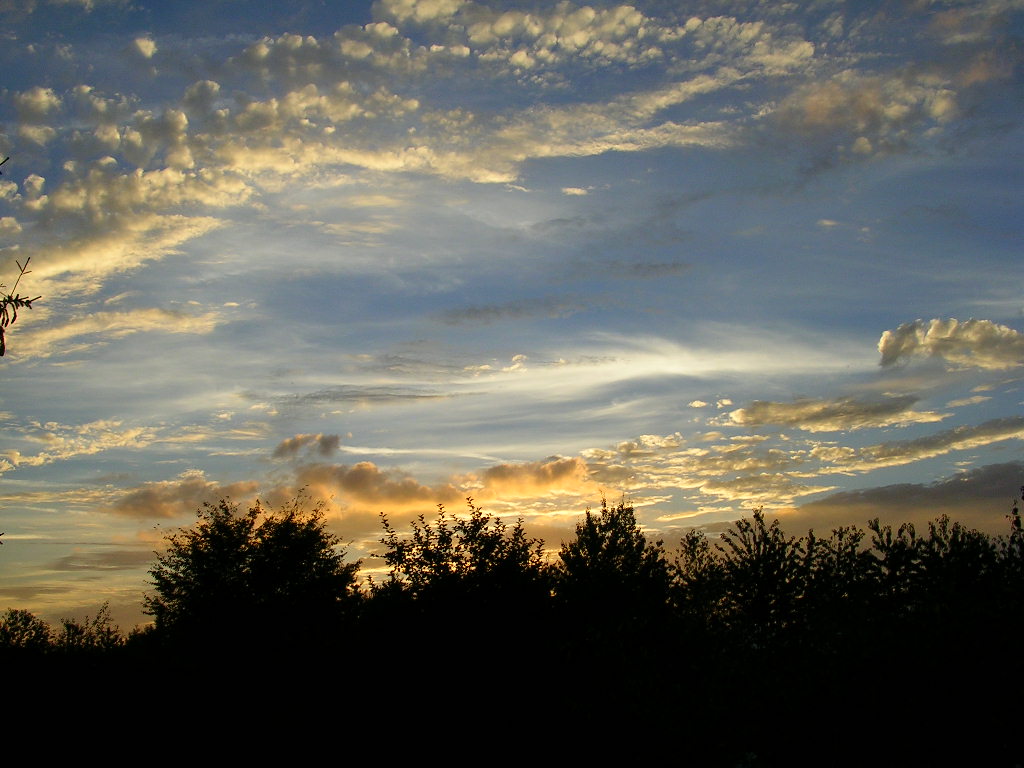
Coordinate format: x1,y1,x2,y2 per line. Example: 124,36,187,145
108,472,259,518
604,260,691,279
879,318,1024,370
729,395,946,432
565,258,692,281
435,295,586,326
353,353,469,379
0,584,75,600
272,432,342,459
274,384,452,407
790,461,1024,534
294,461,461,507
48,548,153,571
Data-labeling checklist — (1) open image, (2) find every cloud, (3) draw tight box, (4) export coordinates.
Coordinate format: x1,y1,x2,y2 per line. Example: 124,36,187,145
699,473,830,503
293,461,462,509
583,431,809,500
272,433,342,459
786,461,1024,534
107,469,260,518
728,395,946,432
378,0,465,24
5,419,158,469
946,395,991,408
24,213,226,301
132,37,157,59
13,86,62,124
476,456,593,498
14,307,220,359
771,68,959,157
272,385,452,409
435,295,586,325
49,548,154,571
879,318,1024,370
811,416,1024,473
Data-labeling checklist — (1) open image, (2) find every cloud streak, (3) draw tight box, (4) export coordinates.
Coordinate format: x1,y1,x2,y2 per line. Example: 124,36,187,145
728,395,946,432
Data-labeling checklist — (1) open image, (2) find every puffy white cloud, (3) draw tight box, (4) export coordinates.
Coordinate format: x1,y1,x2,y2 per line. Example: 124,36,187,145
728,395,946,432
13,86,62,123
132,37,157,59
378,0,466,24
879,318,1024,370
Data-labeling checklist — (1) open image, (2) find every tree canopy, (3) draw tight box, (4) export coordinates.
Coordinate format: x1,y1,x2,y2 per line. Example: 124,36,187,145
144,494,359,648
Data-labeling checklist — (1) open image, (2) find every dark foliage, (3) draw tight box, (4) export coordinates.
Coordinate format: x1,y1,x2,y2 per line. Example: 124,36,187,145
6,486,1024,763
373,498,547,604
144,494,359,651
0,257,40,357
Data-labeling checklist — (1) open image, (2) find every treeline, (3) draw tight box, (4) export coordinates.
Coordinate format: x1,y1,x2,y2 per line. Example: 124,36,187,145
4,492,1024,763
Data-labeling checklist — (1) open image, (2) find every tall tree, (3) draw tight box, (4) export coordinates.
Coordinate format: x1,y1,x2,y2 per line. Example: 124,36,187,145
145,495,359,649
553,497,673,650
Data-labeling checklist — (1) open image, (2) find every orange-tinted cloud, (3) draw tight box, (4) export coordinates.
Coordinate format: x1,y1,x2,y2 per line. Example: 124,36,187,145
477,456,593,498
108,470,259,518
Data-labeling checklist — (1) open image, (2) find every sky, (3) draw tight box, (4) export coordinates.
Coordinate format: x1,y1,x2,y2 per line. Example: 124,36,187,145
0,0,1022,629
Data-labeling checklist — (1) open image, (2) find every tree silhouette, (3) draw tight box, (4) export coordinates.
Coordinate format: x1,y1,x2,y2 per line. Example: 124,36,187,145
554,497,672,619
55,602,124,654
0,607,52,652
145,494,359,650
365,499,549,712
371,498,548,638
0,257,40,357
